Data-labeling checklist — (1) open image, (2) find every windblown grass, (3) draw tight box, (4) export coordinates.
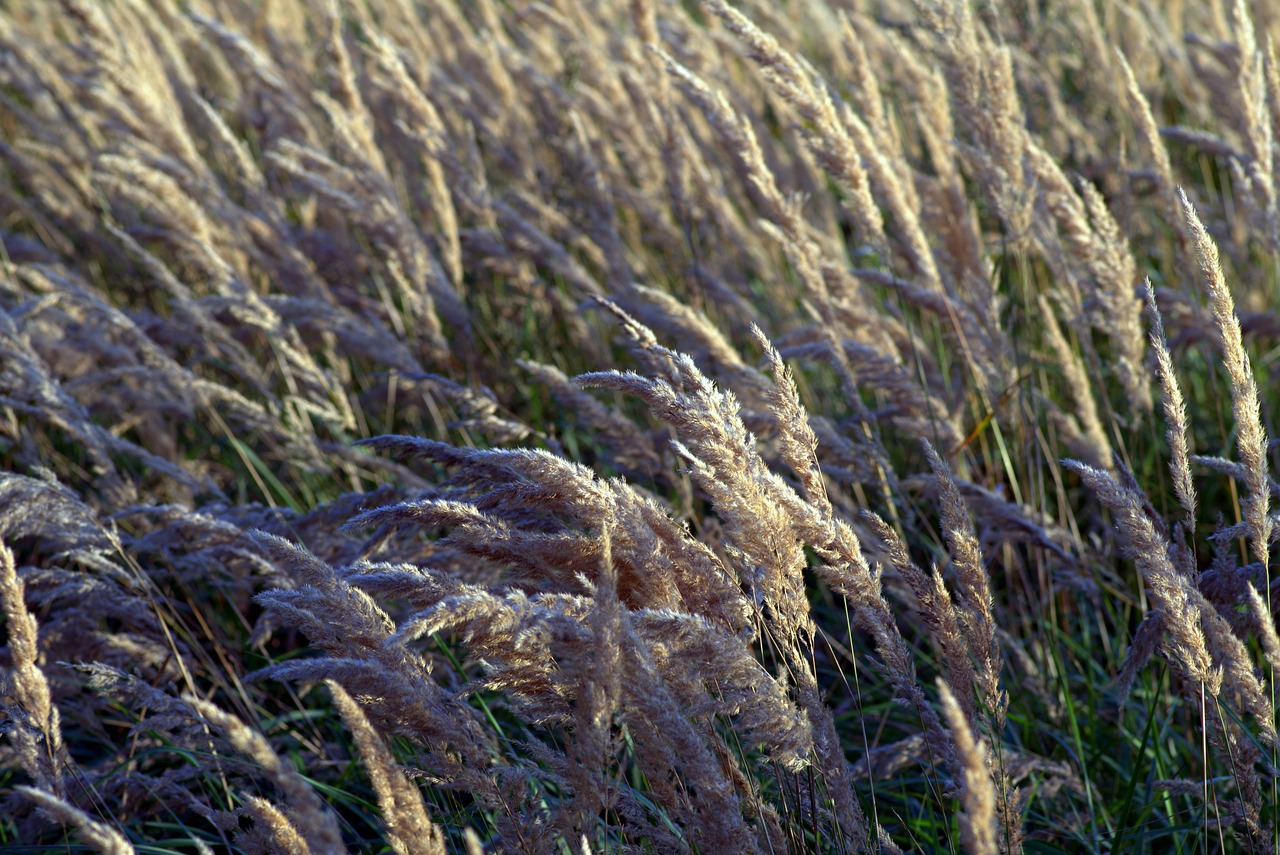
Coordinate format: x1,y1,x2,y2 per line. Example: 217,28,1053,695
3,0,1280,852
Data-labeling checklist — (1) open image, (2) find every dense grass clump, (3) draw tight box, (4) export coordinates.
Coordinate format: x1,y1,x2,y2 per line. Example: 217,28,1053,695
6,0,1280,851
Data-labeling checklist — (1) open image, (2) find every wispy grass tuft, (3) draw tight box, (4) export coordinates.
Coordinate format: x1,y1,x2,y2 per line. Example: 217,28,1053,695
5,0,1280,851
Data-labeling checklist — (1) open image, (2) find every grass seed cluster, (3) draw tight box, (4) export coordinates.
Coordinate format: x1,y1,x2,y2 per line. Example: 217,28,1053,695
2,0,1280,852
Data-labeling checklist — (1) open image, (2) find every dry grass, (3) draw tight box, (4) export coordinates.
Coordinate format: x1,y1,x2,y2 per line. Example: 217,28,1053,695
3,0,1280,852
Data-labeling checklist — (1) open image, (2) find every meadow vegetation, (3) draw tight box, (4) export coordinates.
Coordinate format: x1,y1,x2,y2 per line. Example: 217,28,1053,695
3,0,1280,851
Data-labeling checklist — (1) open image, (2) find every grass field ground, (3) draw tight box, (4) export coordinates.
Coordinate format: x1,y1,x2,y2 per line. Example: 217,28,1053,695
4,0,1280,852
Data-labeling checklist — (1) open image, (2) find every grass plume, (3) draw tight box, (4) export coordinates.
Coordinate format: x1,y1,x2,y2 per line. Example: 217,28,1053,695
4,0,1280,851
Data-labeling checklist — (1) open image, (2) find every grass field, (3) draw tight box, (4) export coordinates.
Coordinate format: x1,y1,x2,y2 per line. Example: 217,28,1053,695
4,0,1280,851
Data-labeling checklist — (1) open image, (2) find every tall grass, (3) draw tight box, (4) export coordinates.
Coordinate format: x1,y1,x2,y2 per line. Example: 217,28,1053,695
3,0,1280,851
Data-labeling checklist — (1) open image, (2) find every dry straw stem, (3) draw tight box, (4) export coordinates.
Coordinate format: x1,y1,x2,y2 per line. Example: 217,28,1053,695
936,682,998,855
1064,460,1279,751
249,533,496,775
650,39,931,453
1062,460,1218,695
923,441,1004,730
564,515,623,838
1229,0,1278,248
654,43,908,407
17,786,136,855
187,696,347,854
1038,294,1112,469
361,30,463,291
702,0,885,254
339,436,811,847
1075,179,1147,411
579,312,870,848
1178,188,1271,570
1246,583,1280,681
238,795,316,855
0,538,66,795
327,681,447,855
755,325,827,508
1117,52,1190,254
1143,278,1196,532
864,510,976,735
921,0,1032,240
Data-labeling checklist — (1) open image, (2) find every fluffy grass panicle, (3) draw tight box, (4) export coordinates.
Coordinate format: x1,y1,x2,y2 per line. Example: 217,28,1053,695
5,0,1280,852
